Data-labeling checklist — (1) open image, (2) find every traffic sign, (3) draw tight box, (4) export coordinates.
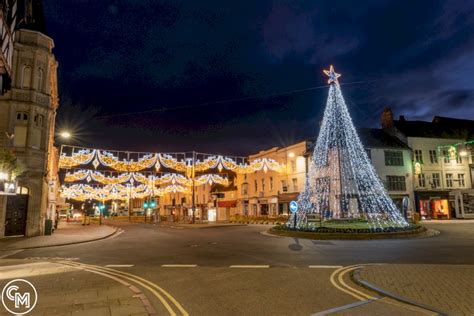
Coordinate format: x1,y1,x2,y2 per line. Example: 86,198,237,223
289,200,298,213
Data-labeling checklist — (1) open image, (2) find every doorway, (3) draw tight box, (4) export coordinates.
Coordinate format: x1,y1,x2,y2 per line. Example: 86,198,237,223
5,193,29,236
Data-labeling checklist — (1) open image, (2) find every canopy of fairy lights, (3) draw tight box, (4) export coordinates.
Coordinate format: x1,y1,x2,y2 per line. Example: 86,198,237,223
59,147,284,174
59,146,284,201
61,183,191,201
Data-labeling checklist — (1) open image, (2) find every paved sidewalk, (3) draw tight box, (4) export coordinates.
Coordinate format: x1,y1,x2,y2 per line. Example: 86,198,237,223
357,264,474,315
0,260,152,316
0,222,117,250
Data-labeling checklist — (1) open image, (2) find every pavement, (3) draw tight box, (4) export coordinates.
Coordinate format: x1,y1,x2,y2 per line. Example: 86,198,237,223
0,259,155,316
0,220,472,315
356,264,474,315
0,222,117,251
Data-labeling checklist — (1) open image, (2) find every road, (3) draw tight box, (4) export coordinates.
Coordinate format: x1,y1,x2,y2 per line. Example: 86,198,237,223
1,221,473,315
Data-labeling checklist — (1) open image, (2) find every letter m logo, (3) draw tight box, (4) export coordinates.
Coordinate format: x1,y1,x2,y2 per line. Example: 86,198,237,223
15,292,30,308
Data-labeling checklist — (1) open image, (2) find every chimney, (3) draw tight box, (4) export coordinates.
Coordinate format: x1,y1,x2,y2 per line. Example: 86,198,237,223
380,107,394,129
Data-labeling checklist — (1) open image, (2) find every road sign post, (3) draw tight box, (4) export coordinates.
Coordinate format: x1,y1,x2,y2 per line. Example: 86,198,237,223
290,200,298,229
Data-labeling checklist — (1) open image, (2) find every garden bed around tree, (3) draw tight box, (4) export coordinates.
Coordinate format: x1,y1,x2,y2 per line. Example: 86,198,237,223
268,220,427,240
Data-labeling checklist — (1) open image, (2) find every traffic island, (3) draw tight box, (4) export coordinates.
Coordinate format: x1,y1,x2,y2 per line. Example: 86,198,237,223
267,222,430,240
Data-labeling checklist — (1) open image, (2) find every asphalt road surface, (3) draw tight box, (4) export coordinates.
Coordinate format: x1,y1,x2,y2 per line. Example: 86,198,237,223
3,221,474,315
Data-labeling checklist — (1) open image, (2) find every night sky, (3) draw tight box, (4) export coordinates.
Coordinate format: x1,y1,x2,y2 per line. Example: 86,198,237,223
45,0,474,155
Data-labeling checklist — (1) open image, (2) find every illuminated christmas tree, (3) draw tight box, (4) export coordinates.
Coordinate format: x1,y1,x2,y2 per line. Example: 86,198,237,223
291,66,408,229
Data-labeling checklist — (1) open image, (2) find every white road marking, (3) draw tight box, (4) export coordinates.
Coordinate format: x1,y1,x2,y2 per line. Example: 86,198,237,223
309,265,343,269
229,265,270,269
161,264,197,268
0,249,24,259
104,264,134,268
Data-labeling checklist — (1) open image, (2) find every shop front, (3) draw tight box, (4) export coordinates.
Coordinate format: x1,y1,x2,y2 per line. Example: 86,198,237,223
451,190,474,219
278,192,299,216
415,191,451,220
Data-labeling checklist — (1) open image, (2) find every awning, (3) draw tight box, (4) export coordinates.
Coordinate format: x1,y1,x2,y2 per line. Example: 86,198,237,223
218,200,237,207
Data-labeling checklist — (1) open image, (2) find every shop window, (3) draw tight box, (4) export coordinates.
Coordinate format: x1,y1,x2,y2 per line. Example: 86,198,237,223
458,174,465,187
384,151,404,166
432,173,440,188
418,173,426,188
386,176,406,191
429,150,438,164
446,173,453,188
22,66,32,89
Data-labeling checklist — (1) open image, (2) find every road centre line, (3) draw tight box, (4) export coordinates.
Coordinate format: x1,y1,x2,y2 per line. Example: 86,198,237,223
309,265,343,269
105,264,134,267
161,264,197,268
229,265,270,268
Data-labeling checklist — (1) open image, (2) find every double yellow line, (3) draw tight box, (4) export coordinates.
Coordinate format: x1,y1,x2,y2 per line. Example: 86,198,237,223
329,265,377,301
59,261,188,316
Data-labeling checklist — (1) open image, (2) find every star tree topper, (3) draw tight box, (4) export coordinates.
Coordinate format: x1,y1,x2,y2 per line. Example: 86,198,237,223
323,65,341,84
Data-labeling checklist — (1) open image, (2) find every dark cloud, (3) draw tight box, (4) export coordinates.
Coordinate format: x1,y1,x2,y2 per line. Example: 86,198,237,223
45,0,474,154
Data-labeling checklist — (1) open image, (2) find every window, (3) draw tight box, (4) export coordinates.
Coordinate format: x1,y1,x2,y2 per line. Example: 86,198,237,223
443,150,450,163
261,179,265,192
36,68,43,92
254,180,258,193
290,160,296,173
203,194,205,204
386,176,406,191
269,177,273,191
34,114,44,127
429,150,438,164
22,66,32,89
384,151,404,166
365,149,371,160
446,173,453,188
281,180,288,192
432,173,440,188
458,174,465,187
456,155,463,164
414,150,423,163
16,112,28,121
292,178,298,192
241,183,248,195
418,173,426,187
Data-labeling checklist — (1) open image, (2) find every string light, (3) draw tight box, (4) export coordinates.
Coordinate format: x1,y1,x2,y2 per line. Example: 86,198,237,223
291,66,408,229
60,148,284,174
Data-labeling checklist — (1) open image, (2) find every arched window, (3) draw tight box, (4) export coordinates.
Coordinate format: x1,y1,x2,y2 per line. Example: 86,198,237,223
36,68,43,92
22,66,32,89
